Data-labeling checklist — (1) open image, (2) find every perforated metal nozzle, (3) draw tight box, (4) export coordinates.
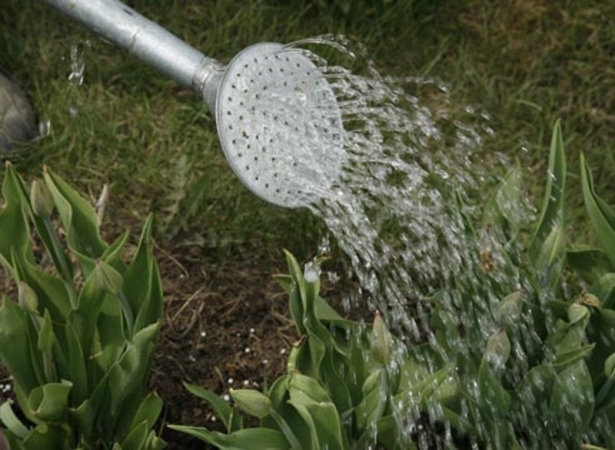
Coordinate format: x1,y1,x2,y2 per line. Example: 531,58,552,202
216,43,344,208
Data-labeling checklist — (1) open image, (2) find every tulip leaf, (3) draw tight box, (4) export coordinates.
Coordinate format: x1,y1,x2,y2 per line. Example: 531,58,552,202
581,153,615,267
529,120,566,263
0,402,29,439
43,167,107,273
167,426,289,450
183,382,242,433
28,381,72,422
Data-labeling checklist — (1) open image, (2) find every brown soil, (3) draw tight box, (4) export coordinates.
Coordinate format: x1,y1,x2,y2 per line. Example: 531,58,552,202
151,241,300,449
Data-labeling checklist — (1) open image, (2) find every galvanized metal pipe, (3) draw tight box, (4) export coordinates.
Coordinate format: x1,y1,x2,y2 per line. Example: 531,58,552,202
42,0,223,111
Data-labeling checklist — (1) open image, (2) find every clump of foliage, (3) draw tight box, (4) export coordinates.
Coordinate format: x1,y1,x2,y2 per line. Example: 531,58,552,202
173,121,615,449
170,250,420,449
407,121,615,448
0,163,165,449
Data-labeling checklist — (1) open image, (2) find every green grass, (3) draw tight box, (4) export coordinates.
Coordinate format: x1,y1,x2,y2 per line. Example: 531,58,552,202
1,0,614,257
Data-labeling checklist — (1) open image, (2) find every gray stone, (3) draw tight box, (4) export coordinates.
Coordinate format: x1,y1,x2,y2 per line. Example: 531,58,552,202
0,70,37,154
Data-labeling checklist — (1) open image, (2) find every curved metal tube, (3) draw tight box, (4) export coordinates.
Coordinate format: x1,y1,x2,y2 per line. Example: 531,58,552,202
43,0,223,111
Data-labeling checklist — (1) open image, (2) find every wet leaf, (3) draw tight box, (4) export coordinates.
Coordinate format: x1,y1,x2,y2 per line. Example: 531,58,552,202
549,360,594,437
567,248,613,285
580,153,615,267
529,120,566,264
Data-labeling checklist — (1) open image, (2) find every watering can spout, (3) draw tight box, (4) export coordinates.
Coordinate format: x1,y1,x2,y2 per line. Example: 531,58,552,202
43,0,223,112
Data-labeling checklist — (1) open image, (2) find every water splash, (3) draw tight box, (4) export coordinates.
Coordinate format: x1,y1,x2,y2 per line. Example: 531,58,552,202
66,41,89,117
276,35,506,334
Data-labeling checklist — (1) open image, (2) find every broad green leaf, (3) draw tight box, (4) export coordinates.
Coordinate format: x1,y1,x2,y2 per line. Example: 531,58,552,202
38,309,57,381
70,399,94,440
355,369,388,432
43,167,107,273
0,402,29,438
124,215,162,334
580,153,615,267
28,381,72,422
590,273,615,309
529,120,566,262
102,322,161,439
553,344,595,370
477,358,512,414
567,248,613,285
0,162,33,274
288,373,346,449
268,410,302,450
143,432,167,450
100,230,130,273
69,268,111,360
230,389,271,419
121,420,148,450
183,382,242,433
536,224,566,288
288,388,344,450
285,391,321,450
167,426,289,450
22,423,71,450
12,256,72,323
549,360,594,437
482,165,524,241
129,392,163,437
0,296,41,393
375,415,416,450
64,324,88,404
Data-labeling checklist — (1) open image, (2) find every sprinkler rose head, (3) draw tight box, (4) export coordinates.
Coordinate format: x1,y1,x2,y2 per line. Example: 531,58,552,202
216,43,345,209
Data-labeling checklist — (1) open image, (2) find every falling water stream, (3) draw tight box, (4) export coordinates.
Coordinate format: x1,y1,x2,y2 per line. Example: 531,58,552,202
247,36,505,334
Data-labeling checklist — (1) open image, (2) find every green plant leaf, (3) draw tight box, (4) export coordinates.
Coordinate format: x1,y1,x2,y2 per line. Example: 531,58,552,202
182,382,243,433
0,162,33,275
590,273,615,309
27,381,72,422
0,402,29,438
98,322,161,440
43,167,107,273
549,360,594,438
124,215,163,335
121,420,148,450
64,324,88,404
529,120,566,263
288,373,345,450
22,423,71,450
477,358,512,414
167,426,289,450
355,369,388,433
12,256,72,325
0,295,41,394
567,248,613,285
580,153,615,267
129,392,164,438
482,165,524,241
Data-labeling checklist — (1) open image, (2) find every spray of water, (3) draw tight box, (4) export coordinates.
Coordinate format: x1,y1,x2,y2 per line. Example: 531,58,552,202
266,36,506,334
